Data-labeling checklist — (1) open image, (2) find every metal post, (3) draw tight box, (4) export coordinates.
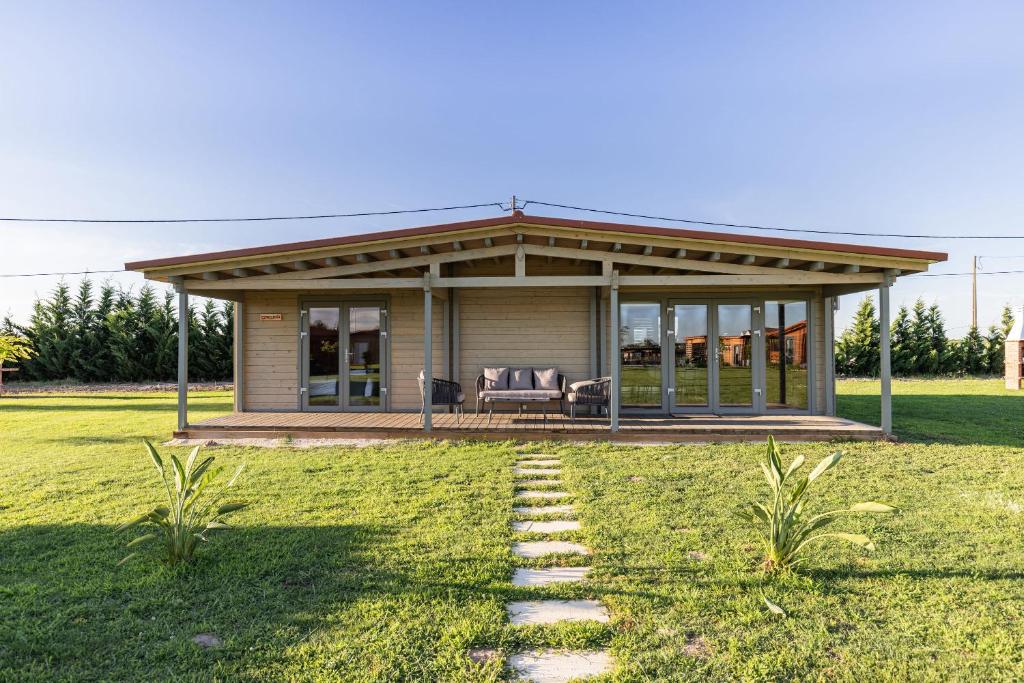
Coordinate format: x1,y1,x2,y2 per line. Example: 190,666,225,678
177,289,189,431
610,272,620,432
879,283,892,436
423,275,432,433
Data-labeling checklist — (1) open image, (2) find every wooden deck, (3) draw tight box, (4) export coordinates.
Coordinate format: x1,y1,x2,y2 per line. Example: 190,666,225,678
177,410,883,442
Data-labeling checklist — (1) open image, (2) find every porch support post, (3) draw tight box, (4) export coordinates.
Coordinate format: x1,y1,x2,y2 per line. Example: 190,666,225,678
879,282,892,436
609,271,620,432
177,288,189,431
233,301,244,413
824,296,836,416
423,274,432,433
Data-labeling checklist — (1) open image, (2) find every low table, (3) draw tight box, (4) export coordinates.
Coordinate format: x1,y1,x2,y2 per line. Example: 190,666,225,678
484,397,552,426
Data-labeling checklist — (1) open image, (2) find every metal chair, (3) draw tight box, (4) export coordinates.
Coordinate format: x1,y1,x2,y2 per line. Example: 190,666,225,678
418,370,465,424
570,377,612,424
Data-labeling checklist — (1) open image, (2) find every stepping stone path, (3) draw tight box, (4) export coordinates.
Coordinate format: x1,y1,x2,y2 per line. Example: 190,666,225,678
513,466,561,475
512,540,590,558
512,567,590,586
515,490,569,500
512,519,580,533
507,651,613,682
514,504,575,515
488,452,613,682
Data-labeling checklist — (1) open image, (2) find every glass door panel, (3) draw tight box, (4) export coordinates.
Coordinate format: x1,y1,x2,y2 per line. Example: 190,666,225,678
620,302,662,408
308,307,340,407
765,301,808,409
346,306,381,407
673,304,709,407
716,304,753,408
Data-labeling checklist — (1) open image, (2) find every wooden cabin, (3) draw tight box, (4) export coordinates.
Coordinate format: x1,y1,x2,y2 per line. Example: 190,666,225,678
125,211,946,441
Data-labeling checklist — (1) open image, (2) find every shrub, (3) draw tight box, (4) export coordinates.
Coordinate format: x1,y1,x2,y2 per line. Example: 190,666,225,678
116,441,248,566
733,436,897,573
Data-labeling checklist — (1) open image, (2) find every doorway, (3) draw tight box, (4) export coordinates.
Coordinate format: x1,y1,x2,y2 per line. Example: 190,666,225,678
301,301,388,411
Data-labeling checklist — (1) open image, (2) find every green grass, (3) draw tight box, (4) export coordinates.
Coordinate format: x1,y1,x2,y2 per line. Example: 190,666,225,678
2,380,1023,680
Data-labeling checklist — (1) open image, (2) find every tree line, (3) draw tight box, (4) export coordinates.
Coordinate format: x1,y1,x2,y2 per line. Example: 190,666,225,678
835,297,1014,377
2,279,233,382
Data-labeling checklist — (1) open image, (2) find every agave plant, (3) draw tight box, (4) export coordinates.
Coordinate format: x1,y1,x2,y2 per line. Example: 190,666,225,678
733,435,898,573
116,441,248,566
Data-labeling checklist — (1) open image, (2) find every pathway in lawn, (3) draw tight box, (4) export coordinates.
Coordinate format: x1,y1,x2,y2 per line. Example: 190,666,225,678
503,451,612,682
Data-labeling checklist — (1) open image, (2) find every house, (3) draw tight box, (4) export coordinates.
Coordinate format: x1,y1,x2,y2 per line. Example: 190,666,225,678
125,211,946,440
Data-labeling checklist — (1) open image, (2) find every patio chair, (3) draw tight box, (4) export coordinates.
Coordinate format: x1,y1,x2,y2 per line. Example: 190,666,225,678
418,370,465,424
567,377,612,424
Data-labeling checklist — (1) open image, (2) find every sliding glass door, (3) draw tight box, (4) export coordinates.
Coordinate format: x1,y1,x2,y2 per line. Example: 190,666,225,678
302,301,387,411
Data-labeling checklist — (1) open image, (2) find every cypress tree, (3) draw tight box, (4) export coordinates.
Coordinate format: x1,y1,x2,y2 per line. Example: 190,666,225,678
984,305,1014,374
25,281,76,380
835,296,880,376
890,305,914,375
957,325,987,375
909,299,932,374
926,304,953,373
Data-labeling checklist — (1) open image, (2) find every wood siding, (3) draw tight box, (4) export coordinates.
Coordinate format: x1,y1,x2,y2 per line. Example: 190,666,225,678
243,292,300,410
389,290,444,410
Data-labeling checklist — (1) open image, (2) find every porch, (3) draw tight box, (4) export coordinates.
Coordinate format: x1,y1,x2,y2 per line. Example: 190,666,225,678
175,411,883,442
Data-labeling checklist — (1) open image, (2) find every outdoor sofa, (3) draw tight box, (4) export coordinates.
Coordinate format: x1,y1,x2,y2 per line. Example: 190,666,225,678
475,367,566,424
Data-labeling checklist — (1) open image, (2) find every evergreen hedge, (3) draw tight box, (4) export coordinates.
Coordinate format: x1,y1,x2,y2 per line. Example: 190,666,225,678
2,279,233,383
835,296,1013,377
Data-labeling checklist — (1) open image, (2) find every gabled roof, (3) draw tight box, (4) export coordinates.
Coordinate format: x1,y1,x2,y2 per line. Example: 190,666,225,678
124,212,947,271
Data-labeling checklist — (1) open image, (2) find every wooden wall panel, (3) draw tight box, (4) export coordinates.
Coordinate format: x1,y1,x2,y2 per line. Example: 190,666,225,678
389,290,444,410
243,292,300,410
457,286,592,403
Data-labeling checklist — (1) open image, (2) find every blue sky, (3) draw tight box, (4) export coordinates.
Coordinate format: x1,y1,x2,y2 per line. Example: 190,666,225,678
2,1,1023,332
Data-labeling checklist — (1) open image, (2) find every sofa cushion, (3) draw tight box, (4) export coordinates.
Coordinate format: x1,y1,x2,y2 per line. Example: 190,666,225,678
509,367,534,390
479,389,563,400
533,367,558,391
483,367,508,390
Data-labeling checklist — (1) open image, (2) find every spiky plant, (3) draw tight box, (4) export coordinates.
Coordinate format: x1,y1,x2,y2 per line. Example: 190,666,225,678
116,441,248,566
733,436,898,573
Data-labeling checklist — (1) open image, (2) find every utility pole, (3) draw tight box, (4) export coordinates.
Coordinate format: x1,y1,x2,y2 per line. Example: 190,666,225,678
510,195,518,214
971,255,977,329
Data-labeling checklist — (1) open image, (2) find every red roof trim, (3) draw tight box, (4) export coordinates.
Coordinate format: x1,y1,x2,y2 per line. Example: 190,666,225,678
124,214,947,270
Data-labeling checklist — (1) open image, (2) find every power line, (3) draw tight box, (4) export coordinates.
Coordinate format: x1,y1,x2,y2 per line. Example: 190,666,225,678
0,202,505,224
520,199,1024,239
0,269,124,278
908,269,1024,278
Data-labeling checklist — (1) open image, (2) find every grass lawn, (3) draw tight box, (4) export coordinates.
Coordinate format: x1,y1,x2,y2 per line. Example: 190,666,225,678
2,379,1023,680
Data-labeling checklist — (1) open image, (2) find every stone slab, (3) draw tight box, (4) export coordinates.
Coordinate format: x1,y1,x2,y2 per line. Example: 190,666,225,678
516,479,564,487
507,650,612,683
507,600,609,625
515,490,569,499
514,504,575,516
513,520,581,533
516,459,561,467
512,541,590,558
512,567,590,586
514,467,562,475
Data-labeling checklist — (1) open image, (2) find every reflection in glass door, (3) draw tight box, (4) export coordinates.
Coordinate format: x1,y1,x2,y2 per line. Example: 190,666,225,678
673,304,709,408
765,301,808,409
716,304,754,408
304,303,386,411
346,306,381,407
620,302,662,408
308,308,340,406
